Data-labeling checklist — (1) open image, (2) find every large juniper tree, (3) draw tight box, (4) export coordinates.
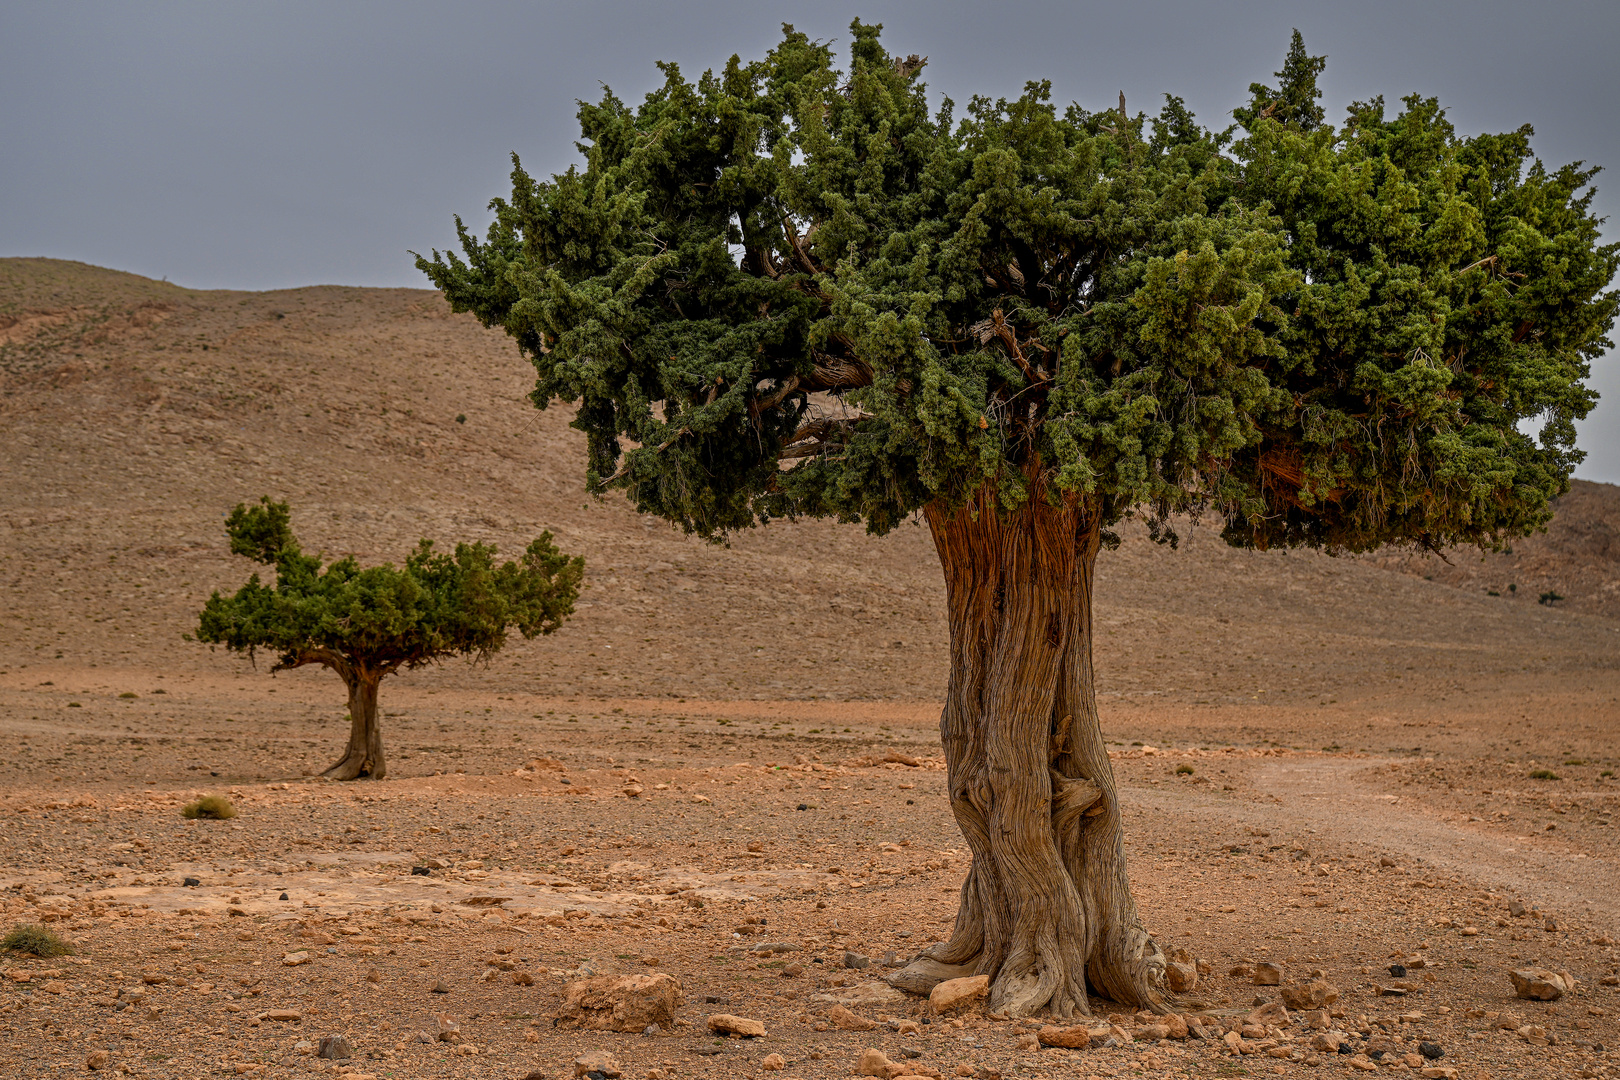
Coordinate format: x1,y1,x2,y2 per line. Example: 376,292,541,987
417,24,1615,1014
197,498,583,780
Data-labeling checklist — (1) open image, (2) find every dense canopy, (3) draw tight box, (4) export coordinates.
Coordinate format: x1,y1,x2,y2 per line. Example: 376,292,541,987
419,23,1616,554
198,498,583,674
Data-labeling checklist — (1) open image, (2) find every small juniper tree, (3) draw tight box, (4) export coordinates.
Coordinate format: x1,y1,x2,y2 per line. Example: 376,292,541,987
417,24,1615,1014
197,498,583,780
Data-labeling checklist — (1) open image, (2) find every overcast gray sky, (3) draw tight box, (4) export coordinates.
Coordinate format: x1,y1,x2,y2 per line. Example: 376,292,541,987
4,1,1618,482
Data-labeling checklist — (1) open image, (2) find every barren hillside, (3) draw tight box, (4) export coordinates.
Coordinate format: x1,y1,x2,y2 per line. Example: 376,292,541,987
2,257,1617,726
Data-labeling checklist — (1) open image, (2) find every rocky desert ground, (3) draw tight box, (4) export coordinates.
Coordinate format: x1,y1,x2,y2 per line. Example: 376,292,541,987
2,258,1618,1080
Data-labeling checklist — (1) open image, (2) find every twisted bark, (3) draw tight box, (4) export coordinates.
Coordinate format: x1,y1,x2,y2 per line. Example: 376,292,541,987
919,488,1165,1018
322,669,386,780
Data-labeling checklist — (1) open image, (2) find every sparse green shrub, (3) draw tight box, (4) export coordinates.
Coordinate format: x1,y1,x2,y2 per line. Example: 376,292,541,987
1601,770,1615,778
1529,769,1560,780
1175,764,1195,775
2,924,75,957
1539,591,1564,605
118,692,137,699
1564,759,1587,766
180,795,237,820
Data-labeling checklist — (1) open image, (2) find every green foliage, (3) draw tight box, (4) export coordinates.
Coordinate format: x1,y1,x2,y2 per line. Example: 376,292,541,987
419,23,1615,554
1175,763,1195,775
1529,769,1560,780
2,924,75,957
196,497,584,676
1539,590,1564,604
180,795,237,820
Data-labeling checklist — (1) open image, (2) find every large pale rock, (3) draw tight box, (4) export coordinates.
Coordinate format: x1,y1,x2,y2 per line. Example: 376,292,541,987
1166,961,1198,993
1279,978,1341,1011
1509,968,1569,1001
572,1051,622,1078
1037,1024,1090,1048
885,957,976,995
1252,961,1283,985
707,1013,766,1038
555,974,683,1033
928,974,989,1014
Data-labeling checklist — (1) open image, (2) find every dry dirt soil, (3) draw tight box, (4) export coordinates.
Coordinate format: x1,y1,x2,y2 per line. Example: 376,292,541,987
2,258,1619,1080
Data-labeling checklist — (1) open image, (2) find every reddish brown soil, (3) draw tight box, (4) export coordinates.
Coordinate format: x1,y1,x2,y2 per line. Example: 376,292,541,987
2,259,1618,1080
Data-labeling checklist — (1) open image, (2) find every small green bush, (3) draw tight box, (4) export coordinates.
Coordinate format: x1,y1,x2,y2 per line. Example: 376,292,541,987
2,924,75,957
1529,769,1560,781
1175,763,1195,775
180,795,237,820
1564,759,1587,766
118,692,138,699
1539,591,1564,605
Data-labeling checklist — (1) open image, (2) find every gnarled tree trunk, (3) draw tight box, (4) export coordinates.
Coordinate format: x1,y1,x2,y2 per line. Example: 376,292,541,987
323,668,387,780
917,488,1164,1018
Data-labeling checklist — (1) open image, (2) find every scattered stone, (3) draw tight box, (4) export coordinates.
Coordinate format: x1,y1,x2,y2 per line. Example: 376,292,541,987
430,1014,460,1043
1037,1024,1091,1049
1247,1001,1290,1026
1545,917,1560,932
856,1049,894,1077
707,1013,766,1038
363,967,381,985
1228,963,1255,978
1252,962,1283,985
430,980,451,994
556,974,684,1033
262,1010,302,1022
572,1051,623,1078
761,1053,785,1071
512,970,535,986
281,951,311,967
1517,1024,1550,1046
1418,1041,1443,1060
85,1050,109,1071
317,1035,353,1060
1510,968,1570,1001
1508,900,1527,917
811,980,908,1008
183,877,200,887
844,951,872,970
1419,1068,1459,1080
829,1004,879,1031
1279,979,1340,1010
929,974,990,1014
1166,961,1198,993
1388,964,1408,978
1014,1033,1039,1050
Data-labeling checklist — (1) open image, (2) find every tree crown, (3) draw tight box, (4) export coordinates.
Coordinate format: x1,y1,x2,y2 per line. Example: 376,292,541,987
418,23,1615,553
196,498,584,674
